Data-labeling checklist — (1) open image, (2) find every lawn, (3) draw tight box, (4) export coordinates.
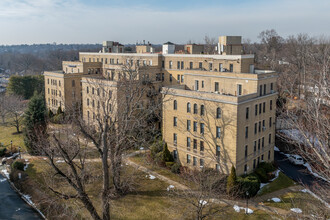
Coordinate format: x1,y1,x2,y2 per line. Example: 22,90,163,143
0,120,25,151
264,191,329,218
129,153,196,188
258,172,296,196
22,158,285,219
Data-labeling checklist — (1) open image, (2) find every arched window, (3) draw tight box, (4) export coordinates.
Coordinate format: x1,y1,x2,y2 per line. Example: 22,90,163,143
200,105,205,116
174,100,177,110
187,102,191,113
193,104,198,114
216,107,221,119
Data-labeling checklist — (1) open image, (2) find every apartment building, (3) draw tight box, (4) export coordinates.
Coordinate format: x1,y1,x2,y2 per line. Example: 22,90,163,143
44,36,277,175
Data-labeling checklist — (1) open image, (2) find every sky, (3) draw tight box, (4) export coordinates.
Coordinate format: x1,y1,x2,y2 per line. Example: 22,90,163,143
0,0,329,45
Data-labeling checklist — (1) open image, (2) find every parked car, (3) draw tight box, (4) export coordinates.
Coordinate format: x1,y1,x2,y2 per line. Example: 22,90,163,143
288,154,304,165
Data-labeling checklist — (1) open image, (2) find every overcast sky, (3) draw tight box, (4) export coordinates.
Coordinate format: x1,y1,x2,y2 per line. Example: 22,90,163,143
0,0,329,45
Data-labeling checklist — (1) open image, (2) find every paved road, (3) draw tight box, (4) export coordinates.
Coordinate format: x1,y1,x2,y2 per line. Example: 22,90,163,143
274,150,325,187
0,173,41,220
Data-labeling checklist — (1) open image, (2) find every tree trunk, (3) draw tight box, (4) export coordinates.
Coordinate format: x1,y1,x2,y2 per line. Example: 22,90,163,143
101,127,111,220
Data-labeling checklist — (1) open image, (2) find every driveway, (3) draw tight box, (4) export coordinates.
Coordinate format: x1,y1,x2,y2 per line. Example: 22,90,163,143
274,151,326,187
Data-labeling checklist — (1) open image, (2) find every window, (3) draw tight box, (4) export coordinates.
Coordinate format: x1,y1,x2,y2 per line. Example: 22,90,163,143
216,126,221,138
229,64,233,72
187,137,191,148
187,154,191,163
193,157,197,166
200,141,204,152
170,74,173,82
200,123,205,134
187,102,191,112
209,62,213,70
169,61,172,69
255,104,258,116
72,80,75,87
162,60,164,68
219,63,223,72
259,121,261,132
187,120,191,131
173,117,177,126
195,80,199,90
199,62,202,69
87,87,89,94
193,104,198,114
261,154,264,161
216,145,220,157
200,105,205,116
244,164,247,173
258,139,261,150
254,141,257,152
193,139,197,149
181,75,184,83
216,164,220,171
245,126,249,138
48,88,50,94
238,84,242,96
174,150,177,159
173,133,177,145
268,150,271,160
245,145,248,158
181,61,184,69
269,117,272,128
87,98,89,106
201,81,204,88
254,123,257,134
262,137,265,148
259,85,263,96
263,102,266,113
271,83,274,91
259,103,262,114
193,121,197,132
177,75,180,82
174,100,177,110
216,107,221,119
270,100,273,111
92,87,95,95
200,159,204,167
262,120,265,130
190,62,193,69
47,79,49,84
97,88,100,96
215,82,219,92
253,159,256,169
177,61,180,69
92,100,95,108
246,107,249,119
264,84,266,95
269,134,271,144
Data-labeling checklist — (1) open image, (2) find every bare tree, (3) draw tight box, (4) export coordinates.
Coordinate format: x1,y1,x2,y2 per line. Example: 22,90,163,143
6,95,26,133
169,168,227,220
204,35,217,54
30,62,164,220
0,93,10,123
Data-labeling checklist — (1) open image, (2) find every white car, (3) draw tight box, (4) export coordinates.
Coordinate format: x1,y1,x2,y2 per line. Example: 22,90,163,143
288,155,304,165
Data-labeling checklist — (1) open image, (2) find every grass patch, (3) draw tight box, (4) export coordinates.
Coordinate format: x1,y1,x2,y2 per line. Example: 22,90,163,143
258,172,295,196
0,121,25,151
129,153,195,188
264,191,329,218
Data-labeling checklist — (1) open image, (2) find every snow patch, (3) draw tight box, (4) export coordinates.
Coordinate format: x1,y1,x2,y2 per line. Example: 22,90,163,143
300,189,308,193
303,162,329,183
274,146,280,152
146,174,156,180
139,147,144,150
233,205,253,214
259,169,281,193
56,160,65,163
199,200,207,206
16,208,21,212
167,185,175,191
1,168,9,179
23,163,29,171
290,208,302,213
0,178,6,182
271,198,281,203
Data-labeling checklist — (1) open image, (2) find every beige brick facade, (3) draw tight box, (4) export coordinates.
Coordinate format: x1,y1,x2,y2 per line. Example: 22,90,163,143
44,36,277,175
